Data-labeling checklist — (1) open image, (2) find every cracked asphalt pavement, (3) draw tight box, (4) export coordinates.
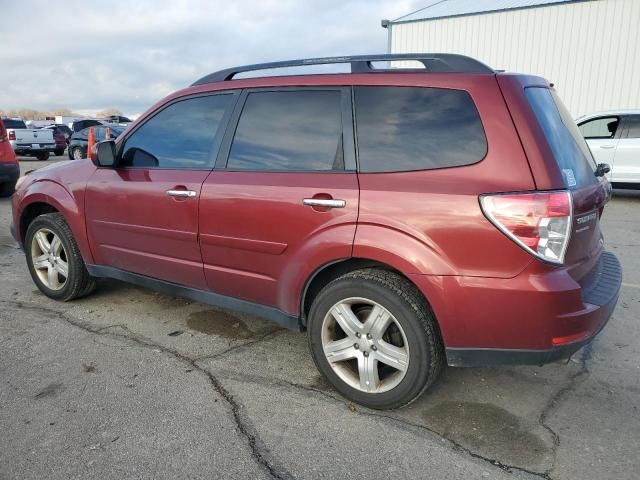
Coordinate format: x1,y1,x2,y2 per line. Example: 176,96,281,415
1,157,639,479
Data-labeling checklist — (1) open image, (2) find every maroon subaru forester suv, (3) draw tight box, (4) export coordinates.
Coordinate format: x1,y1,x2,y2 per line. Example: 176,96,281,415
11,54,621,409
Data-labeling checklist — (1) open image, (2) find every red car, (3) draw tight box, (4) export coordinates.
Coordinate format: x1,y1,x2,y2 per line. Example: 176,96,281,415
0,118,19,197
10,54,621,409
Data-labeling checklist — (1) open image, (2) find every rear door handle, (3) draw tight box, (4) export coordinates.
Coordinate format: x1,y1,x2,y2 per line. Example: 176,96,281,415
303,198,346,208
166,189,197,198
600,145,615,149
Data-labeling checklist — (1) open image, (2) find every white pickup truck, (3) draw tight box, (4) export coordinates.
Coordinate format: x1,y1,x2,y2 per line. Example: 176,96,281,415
2,118,56,161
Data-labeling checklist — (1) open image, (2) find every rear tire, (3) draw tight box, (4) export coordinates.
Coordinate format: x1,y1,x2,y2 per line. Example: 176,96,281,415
54,147,65,156
307,268,444,409
0,181,16,197
25,213,96,301
35,152,49,161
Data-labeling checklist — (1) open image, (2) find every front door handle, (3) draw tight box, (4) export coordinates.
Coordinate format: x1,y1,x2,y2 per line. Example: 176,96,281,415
599,145,615,149
166,189,197,198
303,198,346,208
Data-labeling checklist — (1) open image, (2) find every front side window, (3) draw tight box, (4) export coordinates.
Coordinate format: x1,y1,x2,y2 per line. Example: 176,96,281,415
227,90,344,171
354,86,487,173
121,94,233,169
578,116,619,139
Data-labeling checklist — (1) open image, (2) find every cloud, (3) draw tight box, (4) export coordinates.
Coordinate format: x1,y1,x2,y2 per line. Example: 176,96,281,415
0,0,417,116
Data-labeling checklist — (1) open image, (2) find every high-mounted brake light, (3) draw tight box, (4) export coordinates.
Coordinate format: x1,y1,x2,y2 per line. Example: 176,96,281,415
480,191,573,264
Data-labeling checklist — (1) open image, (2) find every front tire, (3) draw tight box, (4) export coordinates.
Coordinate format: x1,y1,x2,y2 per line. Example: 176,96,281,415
35,152,50,161
0,181,16,197
72,147,84,160
307,269,444,409
25,213,95,301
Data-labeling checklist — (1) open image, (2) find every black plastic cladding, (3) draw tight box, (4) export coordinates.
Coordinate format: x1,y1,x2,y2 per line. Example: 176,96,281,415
191,53,495,86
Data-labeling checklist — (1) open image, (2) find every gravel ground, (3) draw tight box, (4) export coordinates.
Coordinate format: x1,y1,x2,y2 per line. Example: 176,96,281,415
1,155,639,479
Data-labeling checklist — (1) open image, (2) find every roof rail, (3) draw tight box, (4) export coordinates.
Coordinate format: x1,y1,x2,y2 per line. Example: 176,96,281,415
191,53,494,86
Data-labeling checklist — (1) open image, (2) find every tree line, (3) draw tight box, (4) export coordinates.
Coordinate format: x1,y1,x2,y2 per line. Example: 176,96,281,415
0,108,123,120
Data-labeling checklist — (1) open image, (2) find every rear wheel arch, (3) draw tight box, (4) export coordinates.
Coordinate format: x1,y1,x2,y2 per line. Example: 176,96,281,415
301,258,440,332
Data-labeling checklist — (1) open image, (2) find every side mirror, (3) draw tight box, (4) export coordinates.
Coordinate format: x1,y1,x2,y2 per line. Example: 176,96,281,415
595,163,611,177
92,140,116,167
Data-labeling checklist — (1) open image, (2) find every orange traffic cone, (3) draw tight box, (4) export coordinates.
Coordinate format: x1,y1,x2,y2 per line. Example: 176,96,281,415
105,127,110,139
86,127,95,159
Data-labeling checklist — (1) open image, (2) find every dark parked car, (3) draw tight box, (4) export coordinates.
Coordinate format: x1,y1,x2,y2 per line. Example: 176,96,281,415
103,115,132,124
71,119,103,133
10,54,621,409
68,125,123,159
43,124,73,140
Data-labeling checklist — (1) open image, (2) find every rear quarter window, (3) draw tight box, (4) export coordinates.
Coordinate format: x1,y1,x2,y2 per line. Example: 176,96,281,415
525,87,597,189
354,86,487,173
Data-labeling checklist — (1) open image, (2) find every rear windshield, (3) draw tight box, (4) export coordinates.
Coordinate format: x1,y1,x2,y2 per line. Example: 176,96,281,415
2,119,27,129
525,87,597,189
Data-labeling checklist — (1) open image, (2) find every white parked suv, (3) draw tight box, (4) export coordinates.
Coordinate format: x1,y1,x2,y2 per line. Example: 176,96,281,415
577,110,640,188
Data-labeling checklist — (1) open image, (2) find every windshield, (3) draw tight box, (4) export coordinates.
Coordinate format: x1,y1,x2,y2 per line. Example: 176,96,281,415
525,87,597,189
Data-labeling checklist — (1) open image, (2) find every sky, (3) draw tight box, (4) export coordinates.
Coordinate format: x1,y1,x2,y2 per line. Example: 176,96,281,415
0,0,419,117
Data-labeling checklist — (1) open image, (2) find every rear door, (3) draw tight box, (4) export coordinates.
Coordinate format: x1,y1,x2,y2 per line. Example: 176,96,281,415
610,115,640,183
199,87,358,310
577,115,621,175
85,92,237,289
525,88,609,280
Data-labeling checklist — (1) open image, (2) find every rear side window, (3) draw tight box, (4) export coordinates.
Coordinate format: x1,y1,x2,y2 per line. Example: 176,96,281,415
526,87,597,189
227,90,344,171
578,116,619,139
121,94,233,169
354,86,487,173
2,119,26,129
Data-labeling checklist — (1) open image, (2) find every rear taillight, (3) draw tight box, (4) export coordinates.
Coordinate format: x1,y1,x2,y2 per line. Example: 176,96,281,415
8,130,16,141
480,191,572,264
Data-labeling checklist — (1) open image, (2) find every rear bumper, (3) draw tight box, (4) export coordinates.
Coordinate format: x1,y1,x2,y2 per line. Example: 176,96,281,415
409,251,622,367
14,144,56,154
0,163,20,184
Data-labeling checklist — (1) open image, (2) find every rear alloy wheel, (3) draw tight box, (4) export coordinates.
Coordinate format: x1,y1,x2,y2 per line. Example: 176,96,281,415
308,269,443,409
25,213,95,301
72,147,84,160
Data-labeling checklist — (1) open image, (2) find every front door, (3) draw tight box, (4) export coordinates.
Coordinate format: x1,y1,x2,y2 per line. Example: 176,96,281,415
85,92,237,289
578,115,621,175
199,88,359,311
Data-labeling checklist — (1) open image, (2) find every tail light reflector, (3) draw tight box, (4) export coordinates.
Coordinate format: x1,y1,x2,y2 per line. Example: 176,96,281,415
480,191,573,264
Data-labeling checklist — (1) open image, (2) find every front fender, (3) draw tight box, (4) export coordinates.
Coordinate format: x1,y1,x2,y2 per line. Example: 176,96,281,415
15,180,94,264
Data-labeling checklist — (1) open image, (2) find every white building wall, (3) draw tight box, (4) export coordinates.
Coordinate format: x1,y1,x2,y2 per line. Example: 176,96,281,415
390,0,640,117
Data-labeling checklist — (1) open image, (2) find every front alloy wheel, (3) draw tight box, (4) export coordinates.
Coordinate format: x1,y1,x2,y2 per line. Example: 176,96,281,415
30,228,69,290
25,213,95,301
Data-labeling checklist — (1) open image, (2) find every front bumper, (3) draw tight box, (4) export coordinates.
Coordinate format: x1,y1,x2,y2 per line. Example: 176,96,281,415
409,252,622,367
